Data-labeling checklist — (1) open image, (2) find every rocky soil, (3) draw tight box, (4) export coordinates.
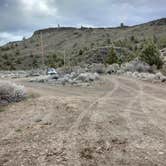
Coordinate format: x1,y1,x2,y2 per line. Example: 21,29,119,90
0,75,166,165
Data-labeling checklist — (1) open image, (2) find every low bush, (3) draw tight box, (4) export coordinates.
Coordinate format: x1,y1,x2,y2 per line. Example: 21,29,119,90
106,47,118,65
0,81,26,104
161,64,166,76
122,59,152,73
140,41,163,69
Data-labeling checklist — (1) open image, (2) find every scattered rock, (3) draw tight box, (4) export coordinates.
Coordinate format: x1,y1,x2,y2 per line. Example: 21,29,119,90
34,118,42,123
76,72,99,82
106,64,120,74
30,76,52,83
29,72,100,86
124,71,166,82
88,63,106,74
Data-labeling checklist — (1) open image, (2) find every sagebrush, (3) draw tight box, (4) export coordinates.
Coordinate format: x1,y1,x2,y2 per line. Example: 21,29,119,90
0,81,26,104
140,41,163,69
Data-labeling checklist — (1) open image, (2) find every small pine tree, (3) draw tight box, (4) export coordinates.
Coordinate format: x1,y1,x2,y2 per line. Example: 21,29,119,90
130,35,135,42
106,47,118,64
140,41,163,69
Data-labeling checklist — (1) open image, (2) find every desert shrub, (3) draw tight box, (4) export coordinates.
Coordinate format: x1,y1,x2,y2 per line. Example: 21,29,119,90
15,59,22,64
56,59,64,67
4,60,12,66
79,49,83,55
0,81,26,104
35,43,40,47
153,35,158,44
1,46,10,51
134,45,138,51
46,53,64,68
91,43,95,48
130,35,135,42
158,38,166,49
2,53,9,60
125,52,137,62
106,47,118,65
15,49,20,55
9,63,16,70
140,41,163,69
32,58,39,68
161,64,166,76
122,59,152,73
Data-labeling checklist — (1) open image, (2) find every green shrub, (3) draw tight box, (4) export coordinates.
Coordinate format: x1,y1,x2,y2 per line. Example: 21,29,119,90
130,35,135,42
15,49,20,55
140,41,163,69
32,58,38,68
2,53,8,60
15,59,21,64
106,47,118,64
46,53,64,68
79,49,83,55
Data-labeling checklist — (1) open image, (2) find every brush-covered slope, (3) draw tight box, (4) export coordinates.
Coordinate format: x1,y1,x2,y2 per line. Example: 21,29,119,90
0,18,166,70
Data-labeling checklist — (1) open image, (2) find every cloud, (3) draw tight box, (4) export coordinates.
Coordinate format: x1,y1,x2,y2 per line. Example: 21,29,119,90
20,0,57,17
0,0,165,45
0,32,22,45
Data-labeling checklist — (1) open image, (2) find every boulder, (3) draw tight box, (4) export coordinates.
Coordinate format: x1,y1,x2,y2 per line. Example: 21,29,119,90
89,63,106,74
154,72,166,82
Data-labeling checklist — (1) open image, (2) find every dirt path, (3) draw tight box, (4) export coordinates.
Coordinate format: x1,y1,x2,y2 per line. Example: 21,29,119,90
0,76,166,166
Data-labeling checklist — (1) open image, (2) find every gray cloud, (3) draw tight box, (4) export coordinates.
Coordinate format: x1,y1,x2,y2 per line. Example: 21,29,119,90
0,0,166,45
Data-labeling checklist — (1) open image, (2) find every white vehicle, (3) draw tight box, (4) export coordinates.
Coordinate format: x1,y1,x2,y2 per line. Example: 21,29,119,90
46,68,58,75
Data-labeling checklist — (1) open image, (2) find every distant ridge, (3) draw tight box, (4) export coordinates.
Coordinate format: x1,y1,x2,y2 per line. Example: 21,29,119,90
34,18,166,35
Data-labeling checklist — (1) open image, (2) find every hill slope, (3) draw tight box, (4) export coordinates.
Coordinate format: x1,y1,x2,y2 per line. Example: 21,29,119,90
0,18,166,70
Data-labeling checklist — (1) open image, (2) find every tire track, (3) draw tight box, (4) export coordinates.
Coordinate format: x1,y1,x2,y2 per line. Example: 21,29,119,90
64,77,120,166
75,76,141,165
68,77,119,133
139,84,166,135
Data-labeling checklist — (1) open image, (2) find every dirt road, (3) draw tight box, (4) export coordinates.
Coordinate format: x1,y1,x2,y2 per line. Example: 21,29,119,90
0,76,166,166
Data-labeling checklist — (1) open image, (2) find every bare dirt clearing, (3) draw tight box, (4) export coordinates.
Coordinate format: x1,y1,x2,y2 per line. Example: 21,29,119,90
0,76,166,166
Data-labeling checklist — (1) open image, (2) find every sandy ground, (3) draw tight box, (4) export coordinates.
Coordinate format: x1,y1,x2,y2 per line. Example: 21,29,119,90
0,75,166,166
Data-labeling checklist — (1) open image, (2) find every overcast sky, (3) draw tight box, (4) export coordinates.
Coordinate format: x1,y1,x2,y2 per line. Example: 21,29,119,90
0,0,166,45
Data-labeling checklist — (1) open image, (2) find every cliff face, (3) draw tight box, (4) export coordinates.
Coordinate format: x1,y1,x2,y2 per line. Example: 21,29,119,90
33,27,78,35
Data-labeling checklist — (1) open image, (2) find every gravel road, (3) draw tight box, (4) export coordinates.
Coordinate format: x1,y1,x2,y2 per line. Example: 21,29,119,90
0,76,166,166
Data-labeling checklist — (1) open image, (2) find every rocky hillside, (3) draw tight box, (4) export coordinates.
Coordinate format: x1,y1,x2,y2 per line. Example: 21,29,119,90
0,18,166,70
